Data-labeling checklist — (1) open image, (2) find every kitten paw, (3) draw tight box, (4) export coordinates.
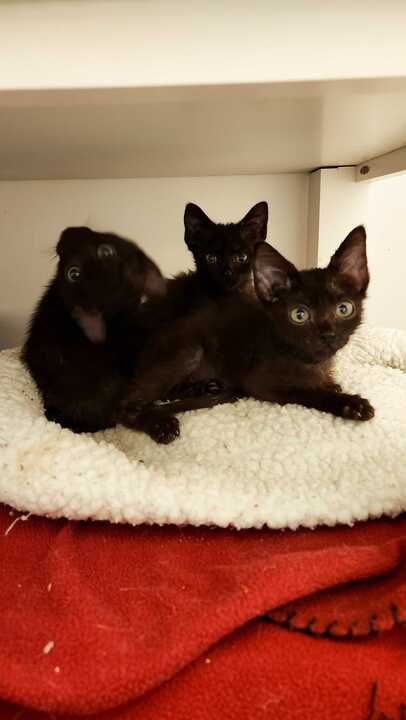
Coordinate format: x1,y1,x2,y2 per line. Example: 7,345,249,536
150,415,180,444
138,411,180,444
120,404,180,442
341,395,375,421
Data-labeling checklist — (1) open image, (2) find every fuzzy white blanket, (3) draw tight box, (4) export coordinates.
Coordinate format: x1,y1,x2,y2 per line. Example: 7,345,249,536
0,326,406,530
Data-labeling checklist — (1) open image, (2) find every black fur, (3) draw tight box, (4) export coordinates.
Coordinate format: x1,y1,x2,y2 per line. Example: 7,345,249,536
184,200,268,297
142,201,269,401
121,226,374,441
22,227,165,433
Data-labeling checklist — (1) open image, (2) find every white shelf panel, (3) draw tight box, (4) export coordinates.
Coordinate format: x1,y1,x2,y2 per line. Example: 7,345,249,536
2,1,406,90
1,79,406,180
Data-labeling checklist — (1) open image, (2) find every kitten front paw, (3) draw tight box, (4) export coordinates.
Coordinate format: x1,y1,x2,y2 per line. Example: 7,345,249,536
139,410,180,444
150,415,180,444
120,403,180,442
340,394,374,421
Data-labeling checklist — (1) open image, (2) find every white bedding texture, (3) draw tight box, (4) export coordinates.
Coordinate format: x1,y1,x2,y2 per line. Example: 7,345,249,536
0,325,405,530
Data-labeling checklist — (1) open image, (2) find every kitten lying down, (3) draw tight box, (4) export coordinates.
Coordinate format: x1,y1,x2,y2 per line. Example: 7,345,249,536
21,226,189,441
120,226,374,443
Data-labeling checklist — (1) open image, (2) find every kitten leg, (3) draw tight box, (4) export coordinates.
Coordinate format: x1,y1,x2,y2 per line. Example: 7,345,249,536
120,392,237,444
119,345,209,443
123,345,204,411
123,406,181,445
242,363,373,421
256,387,374,421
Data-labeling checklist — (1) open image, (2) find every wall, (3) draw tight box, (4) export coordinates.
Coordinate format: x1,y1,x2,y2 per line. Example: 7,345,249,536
366,173,406,329
310,167,406,331
314,167,371,268
0,173,309,348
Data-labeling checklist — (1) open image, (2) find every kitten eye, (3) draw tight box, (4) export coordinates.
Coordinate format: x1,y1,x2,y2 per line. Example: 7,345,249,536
97,243,116,259
289,306,310,324
233,253,248,264
205,253,217,264
336,300,355,318
66,265,81,283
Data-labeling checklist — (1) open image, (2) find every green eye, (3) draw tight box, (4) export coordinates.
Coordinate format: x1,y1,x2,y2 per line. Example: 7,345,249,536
206,254,217,264
289,306,310,324
97,243,116,259
336,300,355,318
234,253,248,264
66,265,81,282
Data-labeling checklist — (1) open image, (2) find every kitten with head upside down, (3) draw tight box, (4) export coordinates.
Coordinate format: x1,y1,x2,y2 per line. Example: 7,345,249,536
22,226,168,435
121,226,374,441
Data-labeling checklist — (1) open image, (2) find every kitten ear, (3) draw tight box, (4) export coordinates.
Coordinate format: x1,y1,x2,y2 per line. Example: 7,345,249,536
184,203,214,250
239,201,269,244
254,242,299,302
328,225,369,293
56,226,93,257
141,256,167,299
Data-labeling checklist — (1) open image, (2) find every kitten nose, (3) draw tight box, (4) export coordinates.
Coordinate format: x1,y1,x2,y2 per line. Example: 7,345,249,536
223,268,232,277
320,330,336,341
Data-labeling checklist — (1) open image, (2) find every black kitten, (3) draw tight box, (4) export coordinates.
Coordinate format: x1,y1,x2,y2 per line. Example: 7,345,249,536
144,201,268,400
184,201,268,296
22,227,165,433
145,201,268,328
121,226,374,441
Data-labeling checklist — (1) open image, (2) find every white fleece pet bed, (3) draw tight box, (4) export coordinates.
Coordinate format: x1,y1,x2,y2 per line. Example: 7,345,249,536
0,325,406,530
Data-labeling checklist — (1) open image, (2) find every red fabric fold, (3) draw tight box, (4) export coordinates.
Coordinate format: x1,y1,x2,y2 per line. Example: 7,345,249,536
268,538,406,637
0,505,405,719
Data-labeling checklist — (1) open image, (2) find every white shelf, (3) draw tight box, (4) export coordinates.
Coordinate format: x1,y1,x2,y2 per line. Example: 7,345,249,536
2,79,406,180
1,1,406,180
2,1,406,91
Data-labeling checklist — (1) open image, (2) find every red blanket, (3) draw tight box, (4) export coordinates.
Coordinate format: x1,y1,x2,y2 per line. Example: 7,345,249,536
0,505,405,719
